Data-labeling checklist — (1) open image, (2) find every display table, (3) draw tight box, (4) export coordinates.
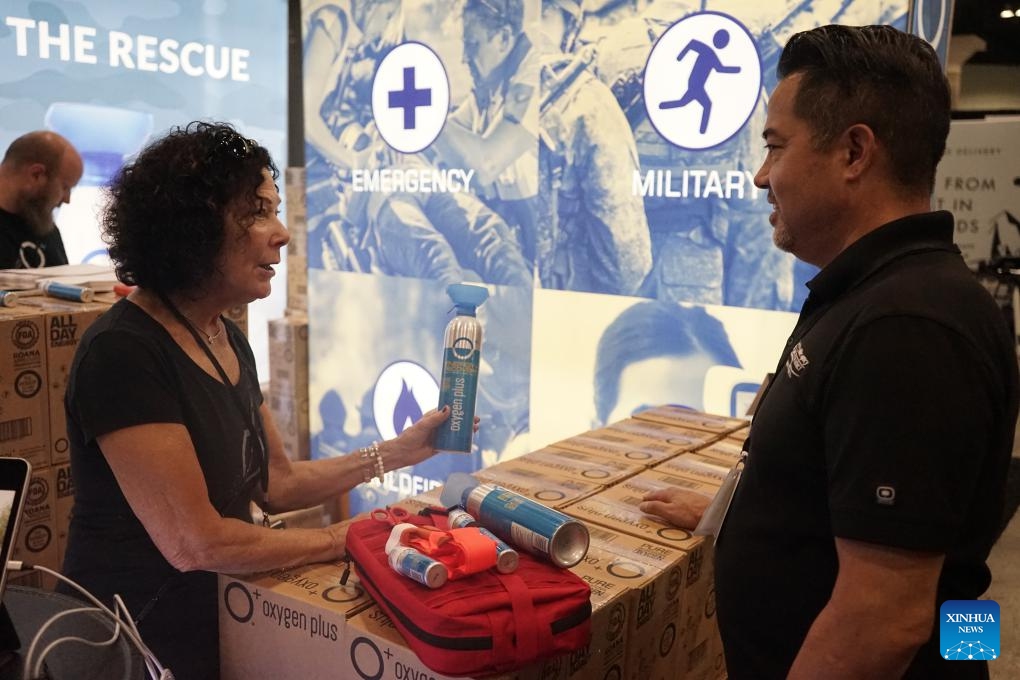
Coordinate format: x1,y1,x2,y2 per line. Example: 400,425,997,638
0,585,145,680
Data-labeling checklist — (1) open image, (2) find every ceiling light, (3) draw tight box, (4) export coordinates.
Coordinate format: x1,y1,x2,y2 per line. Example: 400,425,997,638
1001,8,1016,18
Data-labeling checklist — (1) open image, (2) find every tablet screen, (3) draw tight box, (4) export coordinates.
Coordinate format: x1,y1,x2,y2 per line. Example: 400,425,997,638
0,459,32,602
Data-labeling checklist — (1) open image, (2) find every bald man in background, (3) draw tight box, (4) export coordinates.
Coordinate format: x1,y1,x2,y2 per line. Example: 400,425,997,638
0,130,83,268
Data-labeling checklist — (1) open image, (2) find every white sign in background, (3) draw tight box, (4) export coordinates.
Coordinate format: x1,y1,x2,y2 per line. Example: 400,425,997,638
933,118,1020,269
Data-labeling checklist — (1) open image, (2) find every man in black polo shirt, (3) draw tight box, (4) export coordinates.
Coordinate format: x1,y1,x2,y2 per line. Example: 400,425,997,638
640,25,1018,679
0,130,83,268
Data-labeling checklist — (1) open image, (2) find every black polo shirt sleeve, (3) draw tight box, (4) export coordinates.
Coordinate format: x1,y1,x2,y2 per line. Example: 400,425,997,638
822,315,997,552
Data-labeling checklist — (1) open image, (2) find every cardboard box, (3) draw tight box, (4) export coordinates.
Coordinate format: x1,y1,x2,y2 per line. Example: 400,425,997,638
674,540,726,680
219,562,373,680
0,309,50,468
486,447,643,487
653,453,730,488
471,466,603,509
572,524,689,680
692,438,744,468
38,300,109,465
603,418,720,451
268,315,310,461
286,260,308,316
562,472,717,553
284,166,309,314
223,304,248,337
284,166,308,254
633,406,747,436
550,429,683,466
268,314,309,396
54,461,73,570
13,465,58,574
268,391,310,462
342,604,552,680
220,561,559,680
556,560,630,680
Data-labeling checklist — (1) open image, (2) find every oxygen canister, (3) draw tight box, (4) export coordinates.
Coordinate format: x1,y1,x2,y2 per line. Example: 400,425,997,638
40,281,94,302
447,507,520,574
388,546,449,589
385,523,449,588
441,473,589,568
434,283,489,453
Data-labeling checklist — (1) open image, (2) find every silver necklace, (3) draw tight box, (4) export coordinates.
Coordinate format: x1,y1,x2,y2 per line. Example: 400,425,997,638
183,314,223,343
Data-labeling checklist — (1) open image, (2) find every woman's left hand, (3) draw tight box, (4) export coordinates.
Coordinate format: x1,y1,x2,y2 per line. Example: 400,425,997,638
381,407,481,469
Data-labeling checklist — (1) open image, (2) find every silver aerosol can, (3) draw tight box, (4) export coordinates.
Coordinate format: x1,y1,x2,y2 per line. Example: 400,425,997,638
434,283,489,452
441,473,590,568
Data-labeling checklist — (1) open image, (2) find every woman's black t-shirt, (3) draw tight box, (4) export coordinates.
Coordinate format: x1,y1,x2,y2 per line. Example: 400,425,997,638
59,299,264,680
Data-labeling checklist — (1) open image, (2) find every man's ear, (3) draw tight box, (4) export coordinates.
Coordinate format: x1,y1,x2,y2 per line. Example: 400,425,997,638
26,162,48,183
843,123,877,181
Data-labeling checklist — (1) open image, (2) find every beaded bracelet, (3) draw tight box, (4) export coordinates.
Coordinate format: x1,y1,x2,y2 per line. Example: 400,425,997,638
359,442,385,483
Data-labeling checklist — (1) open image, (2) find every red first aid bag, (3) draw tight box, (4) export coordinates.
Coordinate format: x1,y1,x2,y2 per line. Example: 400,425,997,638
344,511,592,677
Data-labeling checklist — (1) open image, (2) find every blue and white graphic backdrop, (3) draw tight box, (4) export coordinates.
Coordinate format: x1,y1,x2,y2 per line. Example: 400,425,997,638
302,0,926,513
0,0,288,377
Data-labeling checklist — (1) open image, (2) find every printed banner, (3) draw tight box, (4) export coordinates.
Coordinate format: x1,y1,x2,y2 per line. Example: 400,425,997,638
302,0,912,512
1,0,288,375
933,119,1020,270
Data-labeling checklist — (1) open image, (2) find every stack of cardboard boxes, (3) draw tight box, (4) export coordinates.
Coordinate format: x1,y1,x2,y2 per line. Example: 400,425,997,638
218,406,748,680
266,164,312,467
0,290,254,589
0,295,117,588
254,166,331,529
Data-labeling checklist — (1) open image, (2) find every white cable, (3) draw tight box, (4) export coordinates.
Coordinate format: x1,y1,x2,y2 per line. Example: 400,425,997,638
10,563,170,680
23,565,164,680
25,606,119,679
112,595,160,680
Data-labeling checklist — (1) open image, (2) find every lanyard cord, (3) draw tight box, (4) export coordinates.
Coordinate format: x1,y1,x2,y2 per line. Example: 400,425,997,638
157,293,271,517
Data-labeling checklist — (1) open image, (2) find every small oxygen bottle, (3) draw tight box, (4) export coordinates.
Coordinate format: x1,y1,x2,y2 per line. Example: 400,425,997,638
434,283,489,453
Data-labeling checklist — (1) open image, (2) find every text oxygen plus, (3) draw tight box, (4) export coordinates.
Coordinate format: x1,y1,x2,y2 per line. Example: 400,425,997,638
434,283,488,452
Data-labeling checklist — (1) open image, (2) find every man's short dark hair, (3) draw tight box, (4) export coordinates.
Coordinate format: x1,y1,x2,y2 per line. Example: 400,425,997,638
103,121,278,296
777,25,950,195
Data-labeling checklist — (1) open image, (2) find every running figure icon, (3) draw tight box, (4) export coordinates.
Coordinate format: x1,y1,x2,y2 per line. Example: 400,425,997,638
659,29,741,134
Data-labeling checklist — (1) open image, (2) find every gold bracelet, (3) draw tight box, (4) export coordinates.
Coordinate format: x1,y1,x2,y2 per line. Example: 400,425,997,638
359,442,385,483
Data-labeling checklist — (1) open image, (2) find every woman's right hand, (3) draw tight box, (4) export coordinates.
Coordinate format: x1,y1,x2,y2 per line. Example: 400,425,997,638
325,515,365,558
381,406,452,469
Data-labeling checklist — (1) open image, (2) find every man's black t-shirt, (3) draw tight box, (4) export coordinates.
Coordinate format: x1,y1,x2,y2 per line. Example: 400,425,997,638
59,299,264,680
0,207,69,268
715,212,1019,679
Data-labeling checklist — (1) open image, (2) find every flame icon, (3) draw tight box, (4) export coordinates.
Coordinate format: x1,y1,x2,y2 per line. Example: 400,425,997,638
393,379,423,434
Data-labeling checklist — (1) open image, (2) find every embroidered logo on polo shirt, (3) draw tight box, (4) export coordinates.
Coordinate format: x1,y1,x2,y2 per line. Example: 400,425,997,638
785,342,809,378
875,485,896,505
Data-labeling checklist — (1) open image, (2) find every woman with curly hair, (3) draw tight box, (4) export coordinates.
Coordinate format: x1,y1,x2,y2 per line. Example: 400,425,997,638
59,122,455,679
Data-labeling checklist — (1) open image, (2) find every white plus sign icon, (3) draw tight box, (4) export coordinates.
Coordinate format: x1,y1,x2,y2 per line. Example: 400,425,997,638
644,12,762,150
372,41,449,154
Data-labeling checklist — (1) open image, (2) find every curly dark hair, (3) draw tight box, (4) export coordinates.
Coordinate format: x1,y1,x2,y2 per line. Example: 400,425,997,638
102,121,279,295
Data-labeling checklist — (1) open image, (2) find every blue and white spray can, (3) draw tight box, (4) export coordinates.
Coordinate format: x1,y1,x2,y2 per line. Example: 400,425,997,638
441,473,590,568
434,283,489,453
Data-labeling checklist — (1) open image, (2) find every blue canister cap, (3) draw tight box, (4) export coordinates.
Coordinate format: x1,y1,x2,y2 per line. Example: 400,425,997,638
447,283,489,316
